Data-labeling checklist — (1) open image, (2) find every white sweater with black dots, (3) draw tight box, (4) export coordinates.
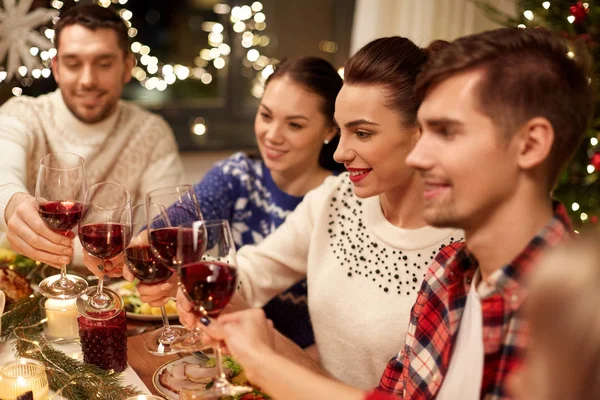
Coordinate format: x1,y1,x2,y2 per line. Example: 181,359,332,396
237,173,463,390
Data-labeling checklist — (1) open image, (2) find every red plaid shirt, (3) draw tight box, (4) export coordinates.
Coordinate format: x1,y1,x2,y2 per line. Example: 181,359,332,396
372,204,572,400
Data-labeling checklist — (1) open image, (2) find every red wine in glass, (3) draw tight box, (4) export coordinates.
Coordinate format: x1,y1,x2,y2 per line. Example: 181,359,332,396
76,181,131,321
35,152,88,300
79,223,126,260
149,227,178,271
125,245,172,285
179,261,237,318
127,203,188,356
173,220,251,397
150,227,206,270
38,201,84,234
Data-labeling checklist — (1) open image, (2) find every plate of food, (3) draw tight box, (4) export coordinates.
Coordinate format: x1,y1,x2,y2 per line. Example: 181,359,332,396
108,280,179,321
153,354,270,400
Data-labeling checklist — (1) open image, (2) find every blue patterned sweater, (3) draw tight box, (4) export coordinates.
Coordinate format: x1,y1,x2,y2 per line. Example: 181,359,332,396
192,152,315,347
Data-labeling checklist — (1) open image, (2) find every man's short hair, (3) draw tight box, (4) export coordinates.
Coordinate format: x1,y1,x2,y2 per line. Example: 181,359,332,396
54,4,130,56
416,28,595,187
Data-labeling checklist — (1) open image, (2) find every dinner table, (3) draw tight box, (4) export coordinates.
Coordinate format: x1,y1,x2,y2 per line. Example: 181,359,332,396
127,323,186,397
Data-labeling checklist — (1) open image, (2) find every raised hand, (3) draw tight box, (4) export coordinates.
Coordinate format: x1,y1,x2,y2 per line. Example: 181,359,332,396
6,193,74,268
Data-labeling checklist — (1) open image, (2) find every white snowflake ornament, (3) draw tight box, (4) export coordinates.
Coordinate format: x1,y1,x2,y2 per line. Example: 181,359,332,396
0,0,57,80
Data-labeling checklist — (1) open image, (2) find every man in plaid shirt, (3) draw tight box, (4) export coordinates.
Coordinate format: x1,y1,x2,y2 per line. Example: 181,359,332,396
369,27,594,399
171,28,594,400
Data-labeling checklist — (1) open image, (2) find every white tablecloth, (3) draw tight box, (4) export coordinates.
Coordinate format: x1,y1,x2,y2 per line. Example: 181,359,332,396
0,339,150,398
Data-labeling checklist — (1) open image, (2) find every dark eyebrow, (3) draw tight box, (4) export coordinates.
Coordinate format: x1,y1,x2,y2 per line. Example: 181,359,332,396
422,117,464,128
59,53,117,61
344,119,379,129
259,104,308,121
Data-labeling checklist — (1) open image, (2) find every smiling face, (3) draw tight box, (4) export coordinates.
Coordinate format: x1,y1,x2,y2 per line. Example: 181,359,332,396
333,84,420,199
52,25,134,124
406,69,521,229
255,76,337,175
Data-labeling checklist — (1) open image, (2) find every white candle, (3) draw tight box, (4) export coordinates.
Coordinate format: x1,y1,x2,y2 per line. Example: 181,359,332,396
0,359,49,400
44,299,78,340
14,377,50,400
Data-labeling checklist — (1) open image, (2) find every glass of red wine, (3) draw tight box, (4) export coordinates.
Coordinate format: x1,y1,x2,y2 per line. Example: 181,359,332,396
124,203,188,355
173,220,251,397
76,182,132,320
35,152,88,300
145,185,204,271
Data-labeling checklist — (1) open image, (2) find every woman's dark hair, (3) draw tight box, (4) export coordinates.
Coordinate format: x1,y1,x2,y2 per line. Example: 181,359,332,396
265,57,344,172
54,4,130,56
344,37,449,128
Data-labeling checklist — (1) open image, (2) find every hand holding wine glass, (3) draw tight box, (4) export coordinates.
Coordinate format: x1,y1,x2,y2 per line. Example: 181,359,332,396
145,184,204,271
6,194,76,268
204,309,277,380
123,203,187,355
76,182,132,320
32,152,88,299
173,219,252,397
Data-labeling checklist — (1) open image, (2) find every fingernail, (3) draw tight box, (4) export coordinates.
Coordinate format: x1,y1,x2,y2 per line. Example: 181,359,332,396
160,283,173,291
59,257,70,264
62,247,72,256
62,240,71,246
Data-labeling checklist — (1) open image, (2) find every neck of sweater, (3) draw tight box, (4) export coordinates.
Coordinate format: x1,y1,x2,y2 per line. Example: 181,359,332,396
52,89,120,142
363,194,459,251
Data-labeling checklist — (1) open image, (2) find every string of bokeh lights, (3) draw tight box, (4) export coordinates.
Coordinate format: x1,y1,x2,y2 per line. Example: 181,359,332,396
2,0,277,98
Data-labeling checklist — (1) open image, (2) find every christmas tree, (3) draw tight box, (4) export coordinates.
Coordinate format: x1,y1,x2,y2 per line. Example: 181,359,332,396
476,0,600,227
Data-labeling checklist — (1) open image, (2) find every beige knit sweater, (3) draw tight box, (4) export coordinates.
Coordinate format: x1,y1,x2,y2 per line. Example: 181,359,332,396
0,90,185,262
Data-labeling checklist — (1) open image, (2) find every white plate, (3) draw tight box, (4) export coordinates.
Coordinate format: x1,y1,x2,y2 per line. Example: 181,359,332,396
108,281,179,321
153,355,209,400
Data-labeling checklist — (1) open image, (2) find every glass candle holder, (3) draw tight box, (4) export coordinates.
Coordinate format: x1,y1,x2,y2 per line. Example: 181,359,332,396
78,310,128,372
40,297,79,340
0,358,49,400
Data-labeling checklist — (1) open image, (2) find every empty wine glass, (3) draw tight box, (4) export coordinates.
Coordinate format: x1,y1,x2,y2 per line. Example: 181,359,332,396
124,203,188,355
35,152,88,300
76,182,132,320
173,220,251,397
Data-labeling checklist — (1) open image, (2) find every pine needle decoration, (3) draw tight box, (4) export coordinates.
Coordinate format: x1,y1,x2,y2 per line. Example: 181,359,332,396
2,295,141,400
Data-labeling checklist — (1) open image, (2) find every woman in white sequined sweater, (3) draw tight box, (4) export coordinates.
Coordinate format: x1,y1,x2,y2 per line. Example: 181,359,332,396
174,36,463,391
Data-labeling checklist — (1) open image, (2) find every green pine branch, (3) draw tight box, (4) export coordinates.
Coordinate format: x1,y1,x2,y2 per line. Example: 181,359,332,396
2,295,141,400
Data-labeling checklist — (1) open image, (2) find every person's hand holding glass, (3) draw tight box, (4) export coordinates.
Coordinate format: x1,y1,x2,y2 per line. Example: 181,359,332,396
123,203,188,355
76,182,132,320
172,219,251,397
34,152,88,300
121,185,202,309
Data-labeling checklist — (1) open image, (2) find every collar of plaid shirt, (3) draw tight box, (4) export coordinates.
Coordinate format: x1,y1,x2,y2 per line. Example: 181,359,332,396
377,202,572,400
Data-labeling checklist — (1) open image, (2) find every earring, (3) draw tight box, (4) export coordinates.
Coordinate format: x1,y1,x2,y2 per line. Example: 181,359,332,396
324,139,330,145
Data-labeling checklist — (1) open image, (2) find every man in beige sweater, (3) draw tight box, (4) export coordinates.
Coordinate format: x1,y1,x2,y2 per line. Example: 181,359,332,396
0,4,184,268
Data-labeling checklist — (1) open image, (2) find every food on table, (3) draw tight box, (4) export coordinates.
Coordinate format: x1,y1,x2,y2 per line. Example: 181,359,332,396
0,267,33,303
158,361,232,392
116,281,178,316
158,356,267,398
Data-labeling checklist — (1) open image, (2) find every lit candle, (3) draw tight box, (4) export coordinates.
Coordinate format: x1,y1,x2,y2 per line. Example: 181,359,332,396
43,298,78,340
0,359,49,400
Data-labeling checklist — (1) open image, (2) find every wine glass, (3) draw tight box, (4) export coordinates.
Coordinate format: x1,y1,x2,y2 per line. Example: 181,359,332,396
124,203,188,355
145,185,204,271
76,182,132,320
35,152,88,300
173,220,251,397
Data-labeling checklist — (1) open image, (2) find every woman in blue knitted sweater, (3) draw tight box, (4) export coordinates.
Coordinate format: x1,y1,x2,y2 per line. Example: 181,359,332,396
130,57,343,348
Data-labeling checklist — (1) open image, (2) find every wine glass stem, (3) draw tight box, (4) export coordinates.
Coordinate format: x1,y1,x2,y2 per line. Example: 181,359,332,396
214,342,228,384
159,305,177,343
96,274,104,296
57,265,72,289
90,269,110,309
